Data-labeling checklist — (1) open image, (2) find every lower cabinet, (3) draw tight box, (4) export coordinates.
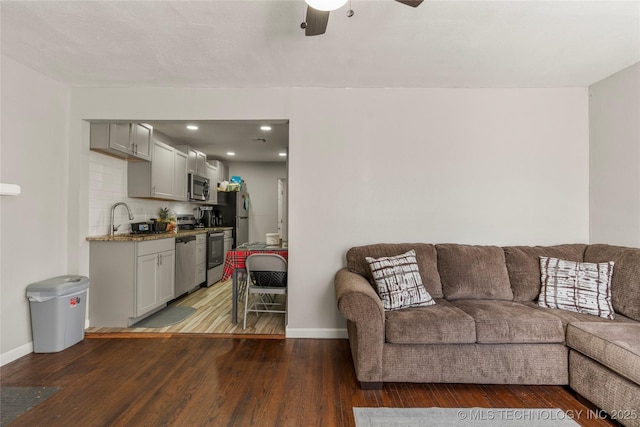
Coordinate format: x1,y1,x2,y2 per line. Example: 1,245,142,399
89,238,176,327
136,248,175,317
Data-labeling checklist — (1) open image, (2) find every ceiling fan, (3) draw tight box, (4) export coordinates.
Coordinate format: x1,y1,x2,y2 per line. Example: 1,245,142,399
301,0,424,36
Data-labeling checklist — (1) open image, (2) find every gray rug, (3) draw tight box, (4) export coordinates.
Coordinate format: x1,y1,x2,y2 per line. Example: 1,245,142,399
1,386,60,426
353,408,580,426
132,306,196,328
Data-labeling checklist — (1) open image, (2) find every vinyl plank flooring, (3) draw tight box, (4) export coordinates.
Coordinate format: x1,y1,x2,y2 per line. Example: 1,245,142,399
85,279,285,337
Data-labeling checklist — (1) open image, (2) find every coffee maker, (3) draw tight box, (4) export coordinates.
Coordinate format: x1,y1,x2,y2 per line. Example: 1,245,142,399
198,206,214,227
214,210,223,226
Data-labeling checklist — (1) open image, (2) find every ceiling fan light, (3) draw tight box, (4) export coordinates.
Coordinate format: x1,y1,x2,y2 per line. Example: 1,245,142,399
305,0,348,12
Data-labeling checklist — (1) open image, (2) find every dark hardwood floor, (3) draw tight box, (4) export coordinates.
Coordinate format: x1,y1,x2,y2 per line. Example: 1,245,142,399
1,337,617,427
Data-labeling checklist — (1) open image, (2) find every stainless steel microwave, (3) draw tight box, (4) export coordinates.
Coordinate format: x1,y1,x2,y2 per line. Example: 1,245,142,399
188,173,210,202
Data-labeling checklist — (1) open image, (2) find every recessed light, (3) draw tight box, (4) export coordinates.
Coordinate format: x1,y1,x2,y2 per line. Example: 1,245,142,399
260,125,272,131
279,152,287,157
227,152,236,156
187,125,198,130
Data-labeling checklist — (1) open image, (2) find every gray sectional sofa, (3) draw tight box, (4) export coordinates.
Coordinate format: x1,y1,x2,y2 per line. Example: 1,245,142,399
334,243,640,427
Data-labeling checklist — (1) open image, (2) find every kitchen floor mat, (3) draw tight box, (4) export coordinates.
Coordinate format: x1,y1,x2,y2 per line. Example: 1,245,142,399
1,386,60,426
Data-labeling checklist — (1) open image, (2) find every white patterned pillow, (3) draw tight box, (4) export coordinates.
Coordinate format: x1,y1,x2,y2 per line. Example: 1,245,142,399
539,256,615,319
365,250,435,311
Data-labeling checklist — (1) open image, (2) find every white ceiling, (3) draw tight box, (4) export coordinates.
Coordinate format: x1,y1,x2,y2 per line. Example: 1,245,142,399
2,0,638,89
2,1,638,161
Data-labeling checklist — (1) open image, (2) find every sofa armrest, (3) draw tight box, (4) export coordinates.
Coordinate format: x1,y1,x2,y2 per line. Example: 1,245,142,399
335,268,385,386
335,268,384,322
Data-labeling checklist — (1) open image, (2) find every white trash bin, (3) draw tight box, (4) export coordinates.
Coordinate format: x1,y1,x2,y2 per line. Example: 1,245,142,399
26,275,89,353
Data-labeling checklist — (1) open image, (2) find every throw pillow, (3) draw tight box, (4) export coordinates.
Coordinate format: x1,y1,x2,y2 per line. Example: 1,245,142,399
539,256,615,319
365,249,435,311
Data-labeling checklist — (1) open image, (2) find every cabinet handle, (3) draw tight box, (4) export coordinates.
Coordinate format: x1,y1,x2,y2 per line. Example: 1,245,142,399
152,186,155,195
159,254,163,265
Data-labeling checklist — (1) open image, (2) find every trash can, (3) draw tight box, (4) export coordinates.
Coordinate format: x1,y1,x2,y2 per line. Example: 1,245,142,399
26,275,89,353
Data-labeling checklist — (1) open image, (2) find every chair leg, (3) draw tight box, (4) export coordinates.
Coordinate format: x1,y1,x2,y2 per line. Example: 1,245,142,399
243,286,250,330
253,293,261,318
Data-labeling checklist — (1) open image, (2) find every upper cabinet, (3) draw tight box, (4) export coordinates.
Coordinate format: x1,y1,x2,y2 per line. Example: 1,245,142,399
90,123,152,161
175,145,207,176
131,123,152,160
174,149,188,200
127,138,187,201
219,161,229,183
206,162,218,205
208,160,228,186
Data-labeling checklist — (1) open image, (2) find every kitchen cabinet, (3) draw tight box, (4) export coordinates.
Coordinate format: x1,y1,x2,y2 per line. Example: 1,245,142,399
209,160,228,184
175,145,207,176
206,162,218,204
90,122,152,161
89,238,176,327
208,159,227,188
195,233,207,286
196,151,207,176
174,149,188,200
136,243,175,316
128,138,187,201
219,162,228,183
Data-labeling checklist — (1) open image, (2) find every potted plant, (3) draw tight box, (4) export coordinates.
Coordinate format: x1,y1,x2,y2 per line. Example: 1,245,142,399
156,207,170,232
157,207,170,221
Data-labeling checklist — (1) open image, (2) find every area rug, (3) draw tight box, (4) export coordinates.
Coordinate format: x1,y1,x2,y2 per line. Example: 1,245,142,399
353,407,581,426
1,386,60,426
132,306,196,328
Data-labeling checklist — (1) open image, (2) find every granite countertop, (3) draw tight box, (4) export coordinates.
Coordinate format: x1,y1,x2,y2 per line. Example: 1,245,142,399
86,227,233,242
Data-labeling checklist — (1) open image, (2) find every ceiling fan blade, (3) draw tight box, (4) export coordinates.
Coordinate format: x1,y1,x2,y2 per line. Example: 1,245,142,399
395,0,424,7
305,6,330,36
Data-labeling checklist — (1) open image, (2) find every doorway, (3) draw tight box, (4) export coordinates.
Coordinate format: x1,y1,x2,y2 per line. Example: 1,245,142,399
86,119,289,336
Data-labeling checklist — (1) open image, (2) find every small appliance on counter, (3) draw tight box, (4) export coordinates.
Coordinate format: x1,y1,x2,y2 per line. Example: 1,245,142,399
197,206,214,228
214,211,224,226
266,233,280,246
130,222,166,234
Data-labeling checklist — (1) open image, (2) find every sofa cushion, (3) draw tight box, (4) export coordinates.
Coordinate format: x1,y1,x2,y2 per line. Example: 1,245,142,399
347,243,443,298
436,244,513,300
539,257,615,320
366,250,435,311
452,299,565,344
566,322,640,385
385,299,476,344
584,244,640,322
523,301,636,332
503,244,586,301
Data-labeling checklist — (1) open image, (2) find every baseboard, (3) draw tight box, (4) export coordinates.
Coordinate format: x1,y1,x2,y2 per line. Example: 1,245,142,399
1,341,33,366
285,327,348,339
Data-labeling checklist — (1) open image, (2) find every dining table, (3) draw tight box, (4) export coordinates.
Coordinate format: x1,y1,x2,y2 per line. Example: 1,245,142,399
221,244,289,324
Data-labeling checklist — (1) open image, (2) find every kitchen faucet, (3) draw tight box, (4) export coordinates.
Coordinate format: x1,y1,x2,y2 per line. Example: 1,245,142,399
110,202,135,236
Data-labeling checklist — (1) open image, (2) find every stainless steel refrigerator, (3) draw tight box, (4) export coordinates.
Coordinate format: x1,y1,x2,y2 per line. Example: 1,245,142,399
218,191,249,247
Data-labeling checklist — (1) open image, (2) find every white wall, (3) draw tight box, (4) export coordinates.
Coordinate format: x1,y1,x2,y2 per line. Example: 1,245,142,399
0,56,70,362
227,161,287,243
589,63,640,246
67,87,590,339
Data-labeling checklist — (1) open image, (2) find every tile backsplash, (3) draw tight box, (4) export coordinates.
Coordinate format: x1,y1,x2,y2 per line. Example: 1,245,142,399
89,152,198,236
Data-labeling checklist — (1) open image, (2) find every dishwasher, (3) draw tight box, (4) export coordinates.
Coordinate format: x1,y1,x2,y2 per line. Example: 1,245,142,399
175,235,197,296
